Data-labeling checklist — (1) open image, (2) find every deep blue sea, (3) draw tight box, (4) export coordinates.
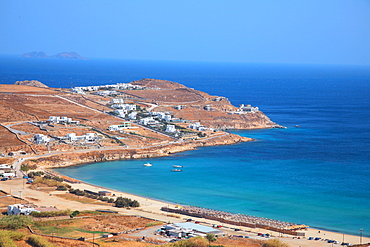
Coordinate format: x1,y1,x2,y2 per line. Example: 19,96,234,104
1,55,369,236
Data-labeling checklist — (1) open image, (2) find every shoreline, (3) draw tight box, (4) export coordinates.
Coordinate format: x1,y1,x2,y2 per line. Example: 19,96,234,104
7,133,369,246
49,169,370,242
1,157,368,247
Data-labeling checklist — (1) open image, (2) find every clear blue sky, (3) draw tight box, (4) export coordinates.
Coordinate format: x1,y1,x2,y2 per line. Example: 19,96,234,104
1,0,369,65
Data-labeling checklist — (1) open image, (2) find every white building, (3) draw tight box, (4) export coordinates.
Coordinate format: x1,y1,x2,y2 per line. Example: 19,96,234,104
111,98,124,104
0,164,10,169
109,125,120,131
128,112,137,120
34,134,50,144
109,122,132,131
162,222,224,239
2,172,15,178
66,133,77,142
140,117,158,125
48,116,79,125
85,133,96,142
66,133,96,142
188,122,208,131
238,104,259,113
8,204,39,215
165,125,176,133
114,109,127,117
112,104,136,111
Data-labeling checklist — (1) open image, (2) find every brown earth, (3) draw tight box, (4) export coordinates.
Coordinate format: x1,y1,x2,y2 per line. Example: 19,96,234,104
14,80,49,88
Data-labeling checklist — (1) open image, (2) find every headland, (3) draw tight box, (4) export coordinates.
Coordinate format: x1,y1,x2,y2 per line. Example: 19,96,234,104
0,80,366,246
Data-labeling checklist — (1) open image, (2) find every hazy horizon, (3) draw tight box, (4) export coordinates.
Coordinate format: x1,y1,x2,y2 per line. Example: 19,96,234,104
1,0,369,65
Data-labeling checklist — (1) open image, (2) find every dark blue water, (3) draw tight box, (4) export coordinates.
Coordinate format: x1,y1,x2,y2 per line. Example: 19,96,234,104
1,56,369,236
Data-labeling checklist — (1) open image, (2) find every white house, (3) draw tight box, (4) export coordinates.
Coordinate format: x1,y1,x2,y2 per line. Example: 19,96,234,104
238,104,259,113
140,117,158,125
48,116,79,125
0,164,10,169
2,172,16,178
66,133,77,142
109,125,120,131
111,98,124,104
114,109,127,117
7,204,39,215
34,134,50,144
128,112,137,120
188,122,208,131
165,125,176,133
189,122,201,129
71,87,85,94
85,133,96,142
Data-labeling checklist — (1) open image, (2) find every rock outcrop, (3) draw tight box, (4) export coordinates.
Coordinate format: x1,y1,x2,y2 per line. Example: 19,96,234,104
14,80,48,88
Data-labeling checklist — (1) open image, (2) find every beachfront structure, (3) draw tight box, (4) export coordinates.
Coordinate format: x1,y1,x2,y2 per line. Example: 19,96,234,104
34,134,50,144
48,116,80,125
98,191,112,196
238,104,259,113
165,124,176,133
162,206,308,235
8,204,39,215
161,222,224,239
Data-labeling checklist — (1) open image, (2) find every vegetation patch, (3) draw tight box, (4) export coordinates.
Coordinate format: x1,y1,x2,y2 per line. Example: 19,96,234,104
0,215,33,230
27,235,55,247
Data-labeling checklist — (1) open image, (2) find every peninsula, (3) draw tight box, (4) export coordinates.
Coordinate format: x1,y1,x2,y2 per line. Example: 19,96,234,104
3,80,362,247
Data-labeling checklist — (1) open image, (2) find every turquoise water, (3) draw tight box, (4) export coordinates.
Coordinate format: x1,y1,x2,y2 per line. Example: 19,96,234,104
1,56,369,236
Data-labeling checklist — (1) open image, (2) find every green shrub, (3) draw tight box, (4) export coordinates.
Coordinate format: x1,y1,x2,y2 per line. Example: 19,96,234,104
27,235,55,247
0,215,32,230
56,185,67,191
114,197,140,208
8,231,26,241
168,236,208,247
70,210,80,218
0,230,17,247
27,171,45,178
30,210,71,218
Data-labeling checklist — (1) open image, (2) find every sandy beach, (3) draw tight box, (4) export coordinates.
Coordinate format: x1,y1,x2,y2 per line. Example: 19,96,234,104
1,172,368,247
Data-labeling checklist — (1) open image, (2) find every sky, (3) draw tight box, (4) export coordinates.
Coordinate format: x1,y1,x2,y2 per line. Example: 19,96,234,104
1,0,370,65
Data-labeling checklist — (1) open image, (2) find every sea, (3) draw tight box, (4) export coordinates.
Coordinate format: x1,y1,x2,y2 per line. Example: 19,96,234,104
1,55,369,237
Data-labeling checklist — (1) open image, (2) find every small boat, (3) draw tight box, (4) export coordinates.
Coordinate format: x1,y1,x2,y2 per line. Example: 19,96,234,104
144,163,152,167
173,165,183,168
171,169,182,172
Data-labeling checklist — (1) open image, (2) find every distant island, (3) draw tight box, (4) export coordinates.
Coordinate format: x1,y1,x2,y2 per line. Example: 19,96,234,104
22,51,87,60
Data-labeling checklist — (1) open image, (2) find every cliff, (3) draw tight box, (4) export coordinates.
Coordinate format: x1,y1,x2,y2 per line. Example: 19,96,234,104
23,133,252,168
